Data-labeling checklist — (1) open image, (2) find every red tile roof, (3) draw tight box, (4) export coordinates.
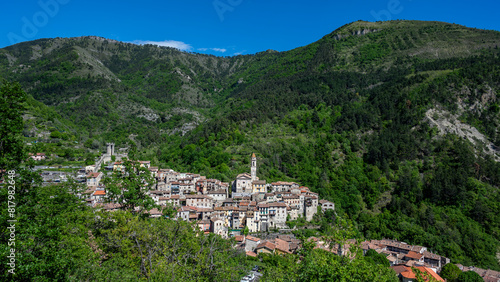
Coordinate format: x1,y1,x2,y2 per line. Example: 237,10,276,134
246,251,257,257
246,235,261,242
392,265,444,281
405,251,423,260
93,190,106,196
256,241,276,251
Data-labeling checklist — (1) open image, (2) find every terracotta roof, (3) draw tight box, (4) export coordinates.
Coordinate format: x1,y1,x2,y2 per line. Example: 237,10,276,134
236,173,252,179
277,235,293,242
275,238,291,253
179,206,197,212
422,251,441,260
147,208,163,215
391,265,444,281
319,199,334,204
196,208,214,212
185,194,211,199
207,189,226,194
405,251,423,260
256,241,276,251
269,202,287,207
391,265,408,275
234,235,245,242
102,203,122,210
87,172,101,178
246,251,257,257
251,153,256,158
93,190,106,196
246,235,261,242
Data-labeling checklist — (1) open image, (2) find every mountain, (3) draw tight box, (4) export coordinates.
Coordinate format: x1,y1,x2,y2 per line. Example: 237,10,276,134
1,20,500,269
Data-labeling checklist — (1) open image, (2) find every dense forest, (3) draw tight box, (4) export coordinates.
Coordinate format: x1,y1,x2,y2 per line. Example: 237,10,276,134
0,80,399,280
1,19,500,275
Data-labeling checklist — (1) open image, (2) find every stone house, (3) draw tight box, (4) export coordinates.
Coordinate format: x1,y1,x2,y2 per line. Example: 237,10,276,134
283,195,301,209
158,195,180,207
179,183,195,195
207,189,227,202
196,219,211,233
245,235,261,252
210,218,227,237
86,172,103,187
319,199,335,213
185,195,213,208
91,189,106,203
252,180,266,193
268,202,288,228
255,241,276,254
304,195,318,221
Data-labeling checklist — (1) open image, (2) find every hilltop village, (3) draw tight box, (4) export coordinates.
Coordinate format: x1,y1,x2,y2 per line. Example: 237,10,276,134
82,144,331,236
38,144,499,281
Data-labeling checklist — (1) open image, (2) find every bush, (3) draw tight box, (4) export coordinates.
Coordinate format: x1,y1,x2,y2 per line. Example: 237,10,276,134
440,263,462,281
456,271,483,282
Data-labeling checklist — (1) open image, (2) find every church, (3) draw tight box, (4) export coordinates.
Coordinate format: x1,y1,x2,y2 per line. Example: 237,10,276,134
233,153,265,195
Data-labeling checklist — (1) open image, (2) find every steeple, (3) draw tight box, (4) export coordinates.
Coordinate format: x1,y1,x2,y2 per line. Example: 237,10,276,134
251,153,257,181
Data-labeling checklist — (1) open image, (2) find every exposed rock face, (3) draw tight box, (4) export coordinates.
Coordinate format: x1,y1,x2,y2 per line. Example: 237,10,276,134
331,29,380,40
425,108,499,161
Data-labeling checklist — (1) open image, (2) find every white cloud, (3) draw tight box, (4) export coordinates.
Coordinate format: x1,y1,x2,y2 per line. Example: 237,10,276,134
197,47,227,53
130,40,193,51
233,50,246,56
211,48,227,53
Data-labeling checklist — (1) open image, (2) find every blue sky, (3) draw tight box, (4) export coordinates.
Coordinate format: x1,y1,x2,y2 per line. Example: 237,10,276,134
2,0,499,56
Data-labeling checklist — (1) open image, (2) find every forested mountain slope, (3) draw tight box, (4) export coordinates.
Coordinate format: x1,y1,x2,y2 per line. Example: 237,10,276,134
1,20,500,269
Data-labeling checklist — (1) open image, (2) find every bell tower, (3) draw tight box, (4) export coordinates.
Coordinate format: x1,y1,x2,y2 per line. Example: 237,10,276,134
251,153,257,181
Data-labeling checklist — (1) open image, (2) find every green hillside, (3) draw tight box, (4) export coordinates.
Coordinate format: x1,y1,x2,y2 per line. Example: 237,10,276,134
1,20,500,270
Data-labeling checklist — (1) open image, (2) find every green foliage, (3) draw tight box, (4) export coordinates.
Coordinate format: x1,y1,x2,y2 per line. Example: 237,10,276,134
365,249,390,267
262,248,398,281
2,20,500,274
0,182,249,280
0,80,26,172
103,159,157,213
440,263,462,281
456,271,483,282
50,130,62,139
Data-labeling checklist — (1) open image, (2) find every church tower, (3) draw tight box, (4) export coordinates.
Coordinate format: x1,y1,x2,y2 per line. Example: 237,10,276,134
251,153,257,181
